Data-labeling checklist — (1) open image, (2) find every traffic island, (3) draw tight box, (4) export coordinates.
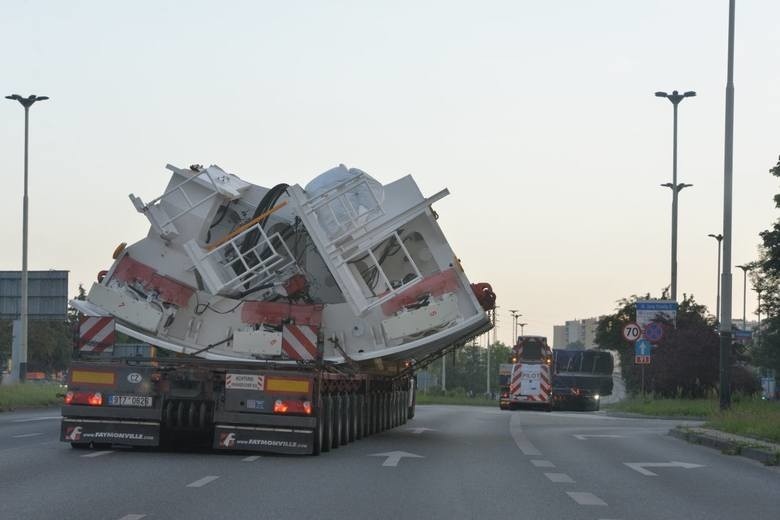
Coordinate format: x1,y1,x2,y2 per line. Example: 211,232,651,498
670,426,780,466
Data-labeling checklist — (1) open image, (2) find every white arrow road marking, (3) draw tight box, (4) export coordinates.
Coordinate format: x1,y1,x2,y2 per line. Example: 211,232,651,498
405,427,437,434
369,451,424,467
624,461,704,476
187,476,220,488
566,492,607,506
12,432,43,438
573,434,624,440
81,450,114,458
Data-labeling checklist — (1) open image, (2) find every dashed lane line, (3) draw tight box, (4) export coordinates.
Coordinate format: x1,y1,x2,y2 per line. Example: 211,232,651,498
81,450,115,458
187,476,220,488
242,455,261,462
544,472,575,483
117,515,146,520
530,459,555,468
12,432,43,438
566,492,608,506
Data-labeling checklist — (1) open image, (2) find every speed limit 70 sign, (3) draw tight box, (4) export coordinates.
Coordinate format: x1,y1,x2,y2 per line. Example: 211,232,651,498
622,323,642,342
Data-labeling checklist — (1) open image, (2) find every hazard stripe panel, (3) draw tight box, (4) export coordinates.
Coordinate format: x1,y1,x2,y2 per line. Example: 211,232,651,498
79,316,116,353
281,325,320,361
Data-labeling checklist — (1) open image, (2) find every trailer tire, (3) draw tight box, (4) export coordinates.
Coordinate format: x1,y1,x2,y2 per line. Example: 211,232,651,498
312,397,324,456
370,393,378,435
355,394,365,440
322,395,333,453
348,394,357,443
70,442,89,450
340,394,350,446
332,394,342,449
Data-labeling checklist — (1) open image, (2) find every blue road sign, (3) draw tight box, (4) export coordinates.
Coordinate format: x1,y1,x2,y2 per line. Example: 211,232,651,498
644,322,664,343
635,339,653,357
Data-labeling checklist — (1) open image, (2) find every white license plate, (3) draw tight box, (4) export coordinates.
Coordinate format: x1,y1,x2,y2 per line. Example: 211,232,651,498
109,395,153,407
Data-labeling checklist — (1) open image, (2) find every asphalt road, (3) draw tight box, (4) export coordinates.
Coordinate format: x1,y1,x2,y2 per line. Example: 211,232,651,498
1,405,778,520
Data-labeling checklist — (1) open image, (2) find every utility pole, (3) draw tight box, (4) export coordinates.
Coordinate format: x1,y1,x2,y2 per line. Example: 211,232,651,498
5,93,49,383
718,0,736,410
735,264,752,329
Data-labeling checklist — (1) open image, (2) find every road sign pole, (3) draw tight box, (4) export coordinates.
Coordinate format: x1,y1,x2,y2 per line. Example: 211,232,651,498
641,366,646,397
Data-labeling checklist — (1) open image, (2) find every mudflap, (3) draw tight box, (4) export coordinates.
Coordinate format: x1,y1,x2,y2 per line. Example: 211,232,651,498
214,425,313,455
61,418,160,447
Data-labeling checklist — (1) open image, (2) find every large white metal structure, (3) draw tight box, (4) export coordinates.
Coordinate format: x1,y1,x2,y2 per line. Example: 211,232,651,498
71,163,494,364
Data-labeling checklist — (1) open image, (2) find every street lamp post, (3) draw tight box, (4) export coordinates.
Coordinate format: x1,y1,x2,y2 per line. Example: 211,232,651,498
735,264,752,330
708,234,724,323
509,310,520,347
656,89,696,301
518,322,527,336
5,93,49,383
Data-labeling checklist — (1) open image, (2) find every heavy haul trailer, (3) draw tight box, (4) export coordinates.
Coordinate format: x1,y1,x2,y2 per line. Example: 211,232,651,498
62,357,415,455
62,162,495,454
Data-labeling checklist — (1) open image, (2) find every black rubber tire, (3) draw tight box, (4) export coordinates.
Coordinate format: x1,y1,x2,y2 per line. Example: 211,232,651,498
332,394,342,449
322,395,333,453
355,394,365,440
70,442,90,449
348,394,357,443
380,393,387,431
340,394,349,446
312,396,324,456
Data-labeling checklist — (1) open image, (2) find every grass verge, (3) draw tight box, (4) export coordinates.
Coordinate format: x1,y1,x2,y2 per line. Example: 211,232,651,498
0,383,62,411
606,397,780,444
416,393,497,407
705,399,780,444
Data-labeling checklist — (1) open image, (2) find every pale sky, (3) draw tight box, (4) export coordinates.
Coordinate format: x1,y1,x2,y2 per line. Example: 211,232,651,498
1,1,778,346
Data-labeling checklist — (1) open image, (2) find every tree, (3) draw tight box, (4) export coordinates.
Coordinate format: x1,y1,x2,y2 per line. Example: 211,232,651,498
596,294,756,397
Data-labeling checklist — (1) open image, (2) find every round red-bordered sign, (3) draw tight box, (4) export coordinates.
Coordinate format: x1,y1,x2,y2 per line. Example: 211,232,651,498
622,322,642,342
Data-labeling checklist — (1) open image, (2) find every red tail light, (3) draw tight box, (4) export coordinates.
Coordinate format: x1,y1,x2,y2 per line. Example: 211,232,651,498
64,391,103,406
273,399,312,415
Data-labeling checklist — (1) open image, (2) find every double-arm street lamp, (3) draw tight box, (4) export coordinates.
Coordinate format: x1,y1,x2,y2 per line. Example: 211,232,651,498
5,94,49,383
656,89,696,301
518,322,527,336
708,233,724,323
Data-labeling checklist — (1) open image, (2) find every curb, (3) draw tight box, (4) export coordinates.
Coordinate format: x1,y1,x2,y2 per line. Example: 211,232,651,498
604,411,707,421
669,427,780,466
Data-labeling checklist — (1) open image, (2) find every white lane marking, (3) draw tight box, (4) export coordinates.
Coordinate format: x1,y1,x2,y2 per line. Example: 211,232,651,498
12,432,43,438
118,515,146,520
242,455,261,462
566,492,608,506
509,414,542,456
624,461,704,476
573,434,624,440
81,450,115,458
544,472,575,483
369,451,424,467
531,459,555,468
11,416,60,423
186,476,220,488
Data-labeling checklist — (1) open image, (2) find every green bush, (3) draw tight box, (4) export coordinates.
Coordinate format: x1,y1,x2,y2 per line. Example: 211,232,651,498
0,383,62,411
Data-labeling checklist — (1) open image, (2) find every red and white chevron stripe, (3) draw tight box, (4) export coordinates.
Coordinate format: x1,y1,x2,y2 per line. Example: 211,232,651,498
79,316,116,353
281,325,319,361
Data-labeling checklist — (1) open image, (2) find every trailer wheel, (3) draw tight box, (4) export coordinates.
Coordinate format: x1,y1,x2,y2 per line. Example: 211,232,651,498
70,442,89,450
332,394,342,449
355,394,365,440
348,394,357,443
369,393,377,435
322,395,333,453
312,397,324,456
340,394,350,446
380,392,387,431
